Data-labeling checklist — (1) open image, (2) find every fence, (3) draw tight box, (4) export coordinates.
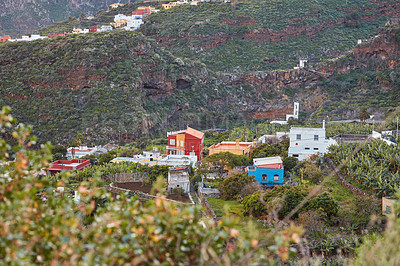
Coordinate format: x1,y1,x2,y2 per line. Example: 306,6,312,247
197,186,217,220
108,183,194,205
102,173,146,183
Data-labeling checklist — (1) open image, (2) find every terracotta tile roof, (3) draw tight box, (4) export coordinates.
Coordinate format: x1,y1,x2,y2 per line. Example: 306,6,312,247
170,166,190,171
209,143,252,151
185,127,204,139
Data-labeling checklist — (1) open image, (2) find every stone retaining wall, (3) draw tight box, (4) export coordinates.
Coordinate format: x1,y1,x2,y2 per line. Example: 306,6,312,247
197,187,217,220
327,158,380,202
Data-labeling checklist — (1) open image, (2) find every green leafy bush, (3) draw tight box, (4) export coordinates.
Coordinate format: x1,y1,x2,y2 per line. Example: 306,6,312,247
219,173,255,200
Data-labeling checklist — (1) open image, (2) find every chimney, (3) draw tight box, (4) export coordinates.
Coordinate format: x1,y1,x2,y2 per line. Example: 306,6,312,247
323,120,325,129
235,139,240,150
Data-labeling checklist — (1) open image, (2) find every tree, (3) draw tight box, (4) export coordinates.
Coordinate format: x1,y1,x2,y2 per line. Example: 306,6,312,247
304,192,339,218
203,152,251,178
359,107,370,122
98,150,117,165
251,138,289,160
283,157,299,174
219,173,255,200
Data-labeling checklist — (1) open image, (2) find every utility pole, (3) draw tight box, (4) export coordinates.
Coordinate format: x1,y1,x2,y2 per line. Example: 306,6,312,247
243,123,246,142
397,116,399,144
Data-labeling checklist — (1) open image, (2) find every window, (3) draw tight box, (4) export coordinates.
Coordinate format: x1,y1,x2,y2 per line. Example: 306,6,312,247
262,174,267,181
293,154,299,158
296,134,301,140
274,174,279,181
386,206,391,214
170,139,175,145
305,147,310,150
314,148,319,151
314,135,319,141
181,140,184,146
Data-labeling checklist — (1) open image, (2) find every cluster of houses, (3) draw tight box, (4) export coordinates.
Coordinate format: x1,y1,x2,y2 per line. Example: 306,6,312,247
0,0,225,43
47,118,340,191
0,5,159,43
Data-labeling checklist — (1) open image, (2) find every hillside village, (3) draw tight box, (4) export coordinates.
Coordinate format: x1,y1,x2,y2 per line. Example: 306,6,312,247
0,1,216,42
1,0,400,263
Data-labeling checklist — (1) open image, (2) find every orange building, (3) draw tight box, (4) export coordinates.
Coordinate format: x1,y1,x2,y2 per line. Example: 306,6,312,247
0,35,11,42
162,2,177,9
208,139,256,156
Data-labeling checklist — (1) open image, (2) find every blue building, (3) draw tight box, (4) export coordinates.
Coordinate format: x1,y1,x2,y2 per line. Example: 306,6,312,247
246,156,284,189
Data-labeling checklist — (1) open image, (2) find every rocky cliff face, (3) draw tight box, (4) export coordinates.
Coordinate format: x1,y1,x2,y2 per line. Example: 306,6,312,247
0,0,124,36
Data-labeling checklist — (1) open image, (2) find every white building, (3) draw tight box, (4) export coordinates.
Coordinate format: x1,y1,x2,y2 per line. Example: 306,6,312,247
143,147,161,158
114,14,129,21
168,166,191,193
288,123,337,160
11,35,48,42
286,102,299,121
66,146,98,159
125,16,144,31
158,155,197,168
258,131,288,144
271,102,299,125
100,25,113,32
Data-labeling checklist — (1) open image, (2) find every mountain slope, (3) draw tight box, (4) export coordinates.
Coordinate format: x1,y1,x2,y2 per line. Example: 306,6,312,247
140,0,400,72
0,31,272,143
0,1,399,145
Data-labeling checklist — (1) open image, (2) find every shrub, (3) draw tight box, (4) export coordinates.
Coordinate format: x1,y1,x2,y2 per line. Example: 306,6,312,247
239,182,261,198
219,173,255,200
172,187,184,196
304,192,339,218
242,185,308,219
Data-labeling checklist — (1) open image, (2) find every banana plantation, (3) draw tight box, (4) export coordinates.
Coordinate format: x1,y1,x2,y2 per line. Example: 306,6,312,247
329,140,400,197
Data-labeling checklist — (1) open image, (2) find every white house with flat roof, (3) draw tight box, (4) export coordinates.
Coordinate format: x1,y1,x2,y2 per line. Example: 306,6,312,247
288,123,337,160
158,155,197,168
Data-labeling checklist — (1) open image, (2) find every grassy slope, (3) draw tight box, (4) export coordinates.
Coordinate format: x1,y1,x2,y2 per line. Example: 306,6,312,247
207,198,243,217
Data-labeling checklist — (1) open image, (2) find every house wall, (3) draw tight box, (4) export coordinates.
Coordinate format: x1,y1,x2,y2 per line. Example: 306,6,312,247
184,132,203,160
168,170,191,193
288,127,336,160
177,133,185,152
382,197,396,215
248,168,284,186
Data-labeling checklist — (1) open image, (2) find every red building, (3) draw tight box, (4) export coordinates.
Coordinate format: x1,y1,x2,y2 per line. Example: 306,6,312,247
0,35,10,42
89,26,97,33
48,33,66,38
132,6,157,17
166,127,204,161
47,159,90,176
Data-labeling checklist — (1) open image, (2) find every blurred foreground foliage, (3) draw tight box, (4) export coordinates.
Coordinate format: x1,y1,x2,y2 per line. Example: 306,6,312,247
0,106,304,264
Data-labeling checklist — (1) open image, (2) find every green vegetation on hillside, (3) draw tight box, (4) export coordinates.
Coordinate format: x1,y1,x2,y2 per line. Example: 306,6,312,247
141,0,398,72
329,140,400,197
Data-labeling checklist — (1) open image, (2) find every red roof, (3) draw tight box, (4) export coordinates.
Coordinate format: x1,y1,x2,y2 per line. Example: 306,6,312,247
185,127,204,139
48,159,90,171
170,166,190,171
209,143,252,151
